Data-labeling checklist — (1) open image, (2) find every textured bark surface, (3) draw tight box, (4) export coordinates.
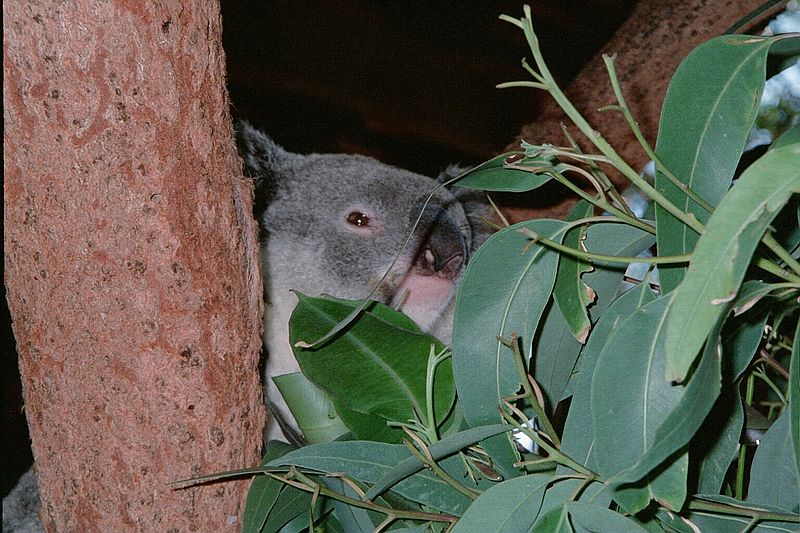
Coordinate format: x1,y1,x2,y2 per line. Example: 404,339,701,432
503,0,770,221
3,1,265,531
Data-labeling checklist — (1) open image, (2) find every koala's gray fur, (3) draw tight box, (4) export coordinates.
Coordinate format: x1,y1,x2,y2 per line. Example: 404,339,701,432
237,122,490,442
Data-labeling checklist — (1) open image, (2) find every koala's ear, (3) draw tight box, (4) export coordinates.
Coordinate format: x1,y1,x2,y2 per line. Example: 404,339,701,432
235,120,294,214
235,120,292,178
435,164,469,185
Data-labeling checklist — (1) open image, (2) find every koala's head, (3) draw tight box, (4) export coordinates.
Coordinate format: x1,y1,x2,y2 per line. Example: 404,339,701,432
237,121,483,336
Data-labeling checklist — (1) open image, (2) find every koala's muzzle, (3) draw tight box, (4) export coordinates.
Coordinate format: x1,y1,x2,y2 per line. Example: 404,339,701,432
413,206,468,281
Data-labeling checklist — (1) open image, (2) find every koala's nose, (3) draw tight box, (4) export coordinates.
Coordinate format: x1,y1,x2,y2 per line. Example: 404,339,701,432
421,248,463,279
416,210,467,279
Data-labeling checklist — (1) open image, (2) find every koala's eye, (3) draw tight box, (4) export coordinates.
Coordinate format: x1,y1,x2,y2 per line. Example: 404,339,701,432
346,211,370,227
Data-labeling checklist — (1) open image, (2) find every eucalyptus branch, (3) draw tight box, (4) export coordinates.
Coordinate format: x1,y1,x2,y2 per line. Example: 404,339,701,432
604,53,800,282
402,432,481,501
520,228,690,265
513,165,655,234
506,6,706,236
687,498,800,524
269,469,458,525
424,345,451,443
602,55,717,214
499,333,560,446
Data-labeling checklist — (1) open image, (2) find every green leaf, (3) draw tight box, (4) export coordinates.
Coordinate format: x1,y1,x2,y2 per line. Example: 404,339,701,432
654,35,782,293
533,501,649,533
273,373,348,444
582,222,656,323
454,152,553,192
531,300,582,410
452,219,565,478
692,391,744,495
566,502,649,532
614,316,722,487
723,300,769,381
322,478,378,532
365,424,511,500
591,294,688,513
449,474,552,533
560,281,658,471
261,485,312,533
290,295,453,438
748,408,800,513
244,441,298,533
532,505,571,533
553,201,595,343
268,441,474,515
540,478,611,516
331,397,401,443
664,131,800,381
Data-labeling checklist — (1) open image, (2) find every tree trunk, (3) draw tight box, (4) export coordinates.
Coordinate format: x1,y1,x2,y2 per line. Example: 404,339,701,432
3,0,265,530
503,0,773,221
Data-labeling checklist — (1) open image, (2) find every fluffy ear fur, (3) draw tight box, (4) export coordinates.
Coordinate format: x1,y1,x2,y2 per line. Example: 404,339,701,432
235,120,293,214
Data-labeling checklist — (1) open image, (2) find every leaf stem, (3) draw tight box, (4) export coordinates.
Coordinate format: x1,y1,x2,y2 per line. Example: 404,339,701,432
602,54,717,215
512,5,705,236
762,232,800,278
520,228,690,265
499,405,595,478
504,332,560,446
687,497,800,524
272,469,458,525
402,435,481,501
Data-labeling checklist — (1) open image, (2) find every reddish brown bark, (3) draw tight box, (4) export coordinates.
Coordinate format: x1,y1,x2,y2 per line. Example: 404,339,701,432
503,0,776,221
3,1,265,531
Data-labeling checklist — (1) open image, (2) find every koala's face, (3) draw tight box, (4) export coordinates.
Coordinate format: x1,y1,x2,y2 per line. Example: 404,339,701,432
262,152,471,329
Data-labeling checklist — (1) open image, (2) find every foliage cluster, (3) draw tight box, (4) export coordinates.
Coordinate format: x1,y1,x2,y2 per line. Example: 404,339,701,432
195,6,800,532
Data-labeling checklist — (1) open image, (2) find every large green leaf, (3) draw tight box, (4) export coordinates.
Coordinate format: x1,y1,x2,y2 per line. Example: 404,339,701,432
553,201,595,343
531,300,583,411
560,281,658,471
614,317,722,487
272,373,348,444
692,391,744,495
290,295,454,437
582,222,656,322
654,35,783,293
591,294,688,513
664,128,800,381
454,152,553,192
452,219,564,477
449,474,552,533
748,408,800,513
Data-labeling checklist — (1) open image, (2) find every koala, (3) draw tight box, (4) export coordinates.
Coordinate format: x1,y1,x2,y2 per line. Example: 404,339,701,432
236,122,490,443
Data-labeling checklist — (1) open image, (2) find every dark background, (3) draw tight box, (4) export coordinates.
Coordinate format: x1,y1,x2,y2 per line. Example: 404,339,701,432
2,0,637,495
